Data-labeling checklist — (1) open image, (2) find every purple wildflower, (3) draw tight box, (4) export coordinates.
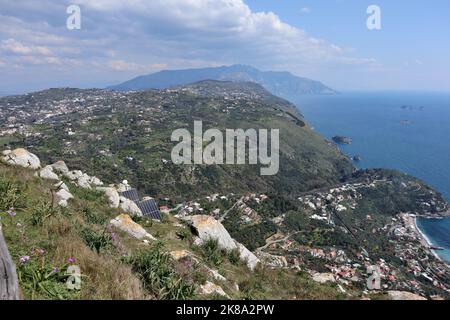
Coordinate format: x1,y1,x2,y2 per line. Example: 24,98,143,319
67,257,76,264
7,208,16,217
53,267,60,273
19,256,30,264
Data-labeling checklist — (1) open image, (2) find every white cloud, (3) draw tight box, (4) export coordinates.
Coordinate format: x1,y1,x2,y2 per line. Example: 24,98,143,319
300,7,312,14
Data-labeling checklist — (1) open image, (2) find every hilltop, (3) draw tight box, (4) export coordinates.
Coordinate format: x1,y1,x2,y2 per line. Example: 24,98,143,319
108,65,337,99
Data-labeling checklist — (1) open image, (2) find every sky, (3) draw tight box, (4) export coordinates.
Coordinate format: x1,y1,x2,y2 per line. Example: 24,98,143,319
0,0,449,94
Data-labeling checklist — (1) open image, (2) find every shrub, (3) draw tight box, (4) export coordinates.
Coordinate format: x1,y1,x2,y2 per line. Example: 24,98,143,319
0,175,25,211
176,227,192,241
202,238,224,267
228,248,241,266
129,243,195,300
80,228,112,253
31,200,60,226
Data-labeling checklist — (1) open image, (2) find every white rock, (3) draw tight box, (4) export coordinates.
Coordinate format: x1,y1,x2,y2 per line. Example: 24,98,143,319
2,150,12,156
198,281,229,299
77,174,92,189
119,196,143,217
1,148,41,169
183,215,260,270
89,176,103,186
388,291,427,301
54,181,70,192
51,161,69,173
257,252,288,268
312,273,336,284
209,269,227,282
97,187,120,208
64,170,83,181
39,165,60,181
55,189,74,207
110,214,156,240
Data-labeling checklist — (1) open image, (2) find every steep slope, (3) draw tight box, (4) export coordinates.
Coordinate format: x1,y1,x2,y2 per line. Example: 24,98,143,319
0,82,353,201
108,64,337,99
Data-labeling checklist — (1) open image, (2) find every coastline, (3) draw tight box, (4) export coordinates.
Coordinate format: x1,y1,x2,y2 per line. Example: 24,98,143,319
412,216,448,265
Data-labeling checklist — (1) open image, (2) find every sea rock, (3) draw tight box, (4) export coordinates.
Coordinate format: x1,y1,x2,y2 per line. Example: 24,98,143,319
183,215,260,270
198,281,229,299
1,148,41,169
119,196,143,217
55,189,74,207
312,273,336,284
51,161,69,174
387,291,427,301
97,187,120,208
38,165,60,181
110,214,156,240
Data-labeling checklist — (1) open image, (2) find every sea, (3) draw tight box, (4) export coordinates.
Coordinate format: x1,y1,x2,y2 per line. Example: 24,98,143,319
292,91,450,264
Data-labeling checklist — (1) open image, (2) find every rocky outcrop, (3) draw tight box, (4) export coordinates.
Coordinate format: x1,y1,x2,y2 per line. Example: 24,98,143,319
55,189,74,207
97,187,120,208
1,148,41,169
51,161,69,174
183,215,260,270
257,252,288,268
198,281,229,298
119,196,143,217
388,291,427,301
312,273,336,284
38,165,60,181
110,214,156,241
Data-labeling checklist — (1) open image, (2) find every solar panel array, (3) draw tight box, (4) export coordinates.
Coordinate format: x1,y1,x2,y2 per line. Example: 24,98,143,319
120,188,140,203
137,199,162,221
119,188,162,221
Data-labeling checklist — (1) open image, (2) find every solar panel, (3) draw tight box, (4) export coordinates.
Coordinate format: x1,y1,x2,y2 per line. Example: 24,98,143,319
138,199,162,221
120,188,140,203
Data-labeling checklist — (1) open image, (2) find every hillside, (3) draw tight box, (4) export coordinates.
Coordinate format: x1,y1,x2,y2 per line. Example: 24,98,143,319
1,81,450,300
108,65,337,99
0,82,353,201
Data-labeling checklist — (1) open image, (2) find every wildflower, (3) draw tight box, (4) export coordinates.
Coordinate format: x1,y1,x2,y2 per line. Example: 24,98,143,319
53,267,60,273
19,256,30,264
7,208,16,217
33,248,46,256
67,257,76,264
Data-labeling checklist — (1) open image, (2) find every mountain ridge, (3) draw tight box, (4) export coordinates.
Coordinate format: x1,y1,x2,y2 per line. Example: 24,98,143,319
108,64,337,100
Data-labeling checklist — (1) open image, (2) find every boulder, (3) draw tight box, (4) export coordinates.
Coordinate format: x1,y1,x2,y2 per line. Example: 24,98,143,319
89,176,103,186
55,189,74,207
1,148,41,169
119,196,143,217
97,187,120,208
64,170,83,181
110,214,156,240
38,165,60,181
257,252,288,268
77,174,92,189
51,161,69,174
198,281,229,299
54,181,70,192
312,273,336,284
183,215,260,270
388,291,427,301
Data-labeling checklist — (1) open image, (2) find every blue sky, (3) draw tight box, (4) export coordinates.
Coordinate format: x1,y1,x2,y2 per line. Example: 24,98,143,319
0,0,449,93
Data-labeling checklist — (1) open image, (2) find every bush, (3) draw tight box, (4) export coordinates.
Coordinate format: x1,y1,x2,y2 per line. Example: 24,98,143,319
0,175,25,211
228,248,241,266
80,228,112,253
176,227,192,241
202,238,224,267
129,243,195,300
31,200,60,226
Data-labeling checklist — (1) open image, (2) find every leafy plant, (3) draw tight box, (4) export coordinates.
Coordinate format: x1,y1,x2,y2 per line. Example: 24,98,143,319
202,238,224,267
129,243,195,300
0,175,25,211
31,200,60,226
228,248,241,266
80,227,112,253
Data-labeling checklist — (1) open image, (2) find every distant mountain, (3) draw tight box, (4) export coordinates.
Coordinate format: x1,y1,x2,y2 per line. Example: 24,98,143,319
108,64,337,99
